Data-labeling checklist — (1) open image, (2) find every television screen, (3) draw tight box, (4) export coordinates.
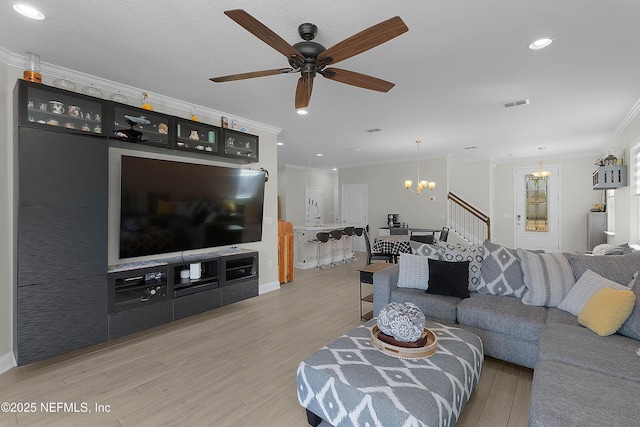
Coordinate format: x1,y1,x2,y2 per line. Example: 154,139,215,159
119,156,265,259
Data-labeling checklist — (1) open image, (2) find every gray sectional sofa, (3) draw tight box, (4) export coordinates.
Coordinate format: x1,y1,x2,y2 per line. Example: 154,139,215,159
373,240,640,427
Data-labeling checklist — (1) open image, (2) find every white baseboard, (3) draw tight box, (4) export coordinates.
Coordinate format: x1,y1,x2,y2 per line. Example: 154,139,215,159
259,280,280,294
0,351,16,375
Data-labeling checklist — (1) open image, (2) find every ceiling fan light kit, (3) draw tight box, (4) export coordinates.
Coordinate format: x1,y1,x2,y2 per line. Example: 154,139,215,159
210,9,408,109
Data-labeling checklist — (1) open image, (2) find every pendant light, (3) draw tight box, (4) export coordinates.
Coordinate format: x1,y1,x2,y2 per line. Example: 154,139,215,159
531,147,552,178
404,140,436,194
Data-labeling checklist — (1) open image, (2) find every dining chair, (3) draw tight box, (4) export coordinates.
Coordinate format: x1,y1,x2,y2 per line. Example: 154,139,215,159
438,227,450,242
363,227,394,266
410,234,434,244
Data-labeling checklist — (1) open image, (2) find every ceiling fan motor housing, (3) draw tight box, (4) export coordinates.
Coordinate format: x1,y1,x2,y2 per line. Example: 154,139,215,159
298,23,318,40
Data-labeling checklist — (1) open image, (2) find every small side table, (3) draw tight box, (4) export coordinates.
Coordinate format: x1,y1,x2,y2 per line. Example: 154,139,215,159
357,263,394,320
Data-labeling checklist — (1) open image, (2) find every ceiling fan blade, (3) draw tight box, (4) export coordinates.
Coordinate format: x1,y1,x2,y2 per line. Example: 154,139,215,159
295,75,314,109
210,68,294,83
224,9,305,63
317,16,408,66
322,68,395,92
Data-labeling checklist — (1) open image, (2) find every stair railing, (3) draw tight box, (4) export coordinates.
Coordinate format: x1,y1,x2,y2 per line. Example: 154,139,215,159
447,192,490,244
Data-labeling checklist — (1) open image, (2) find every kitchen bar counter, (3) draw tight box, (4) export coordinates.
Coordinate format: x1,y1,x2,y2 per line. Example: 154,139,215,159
294,223,355,269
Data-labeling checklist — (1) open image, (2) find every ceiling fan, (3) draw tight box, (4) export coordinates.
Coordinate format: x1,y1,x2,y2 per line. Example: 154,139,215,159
210,9,409,109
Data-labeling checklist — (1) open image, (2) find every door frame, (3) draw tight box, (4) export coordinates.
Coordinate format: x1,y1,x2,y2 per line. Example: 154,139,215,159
514,165,561,252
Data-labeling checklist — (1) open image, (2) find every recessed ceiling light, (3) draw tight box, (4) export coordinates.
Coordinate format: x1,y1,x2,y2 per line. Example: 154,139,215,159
529,38,552,50
332,167,337,171
316,153,323,157
296,109,308,115
276,142,284,146
13,4,45,20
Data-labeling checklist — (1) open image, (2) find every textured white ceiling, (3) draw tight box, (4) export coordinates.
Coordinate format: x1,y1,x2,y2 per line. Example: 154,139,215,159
2,0,640,170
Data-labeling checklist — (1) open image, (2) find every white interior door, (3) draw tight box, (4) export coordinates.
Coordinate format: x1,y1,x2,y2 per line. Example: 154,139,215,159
342,184,368,252
515,166,560,252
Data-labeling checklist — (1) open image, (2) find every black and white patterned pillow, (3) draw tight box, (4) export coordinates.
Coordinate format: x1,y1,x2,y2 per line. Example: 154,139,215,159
437,242,484,291
476,240,526,297
410,241,438,257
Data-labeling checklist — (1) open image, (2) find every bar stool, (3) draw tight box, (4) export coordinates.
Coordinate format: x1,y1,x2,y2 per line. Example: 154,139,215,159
308,232,330,270
342,226,355,262
329,229,343,266
352,227,364,261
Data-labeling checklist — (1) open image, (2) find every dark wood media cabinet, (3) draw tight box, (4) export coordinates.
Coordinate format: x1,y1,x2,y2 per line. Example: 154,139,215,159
108,250,258,340
13,79,261,366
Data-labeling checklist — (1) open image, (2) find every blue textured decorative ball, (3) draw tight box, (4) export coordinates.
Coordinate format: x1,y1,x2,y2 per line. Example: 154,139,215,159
377,302,426,342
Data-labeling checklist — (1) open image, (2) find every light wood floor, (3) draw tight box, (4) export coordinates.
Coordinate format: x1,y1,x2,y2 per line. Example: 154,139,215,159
0,255,532,426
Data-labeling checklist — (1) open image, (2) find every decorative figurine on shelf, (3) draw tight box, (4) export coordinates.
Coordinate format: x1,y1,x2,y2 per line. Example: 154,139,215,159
189,130,199,141
191,106,199,122
604,155,617,166
141,92,153,111
226,136,235,147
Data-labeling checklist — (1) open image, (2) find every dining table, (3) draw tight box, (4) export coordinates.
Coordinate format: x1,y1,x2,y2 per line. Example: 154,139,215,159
372,235,412,258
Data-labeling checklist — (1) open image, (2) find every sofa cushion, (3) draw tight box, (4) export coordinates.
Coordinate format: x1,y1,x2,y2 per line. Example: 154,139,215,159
426,259,470,298
517,250,575,307
530,360,640,427
397,253,435,290
619,272,640,340
578,287,636,336
545,307,579,326
476,240,526,298
437,242,484,291
456,293,547,344
537,323,640,381
558,269,630,316
390,288,460,324
409,241,438,257
564,251,640,285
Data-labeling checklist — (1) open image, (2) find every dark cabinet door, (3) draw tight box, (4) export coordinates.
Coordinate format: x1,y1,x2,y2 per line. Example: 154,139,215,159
16,276,108,366
18,128,107,207
15,126,108,365
18,206,107,285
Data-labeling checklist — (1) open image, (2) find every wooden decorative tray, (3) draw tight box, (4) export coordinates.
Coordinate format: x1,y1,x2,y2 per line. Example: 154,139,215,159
370,325,438,359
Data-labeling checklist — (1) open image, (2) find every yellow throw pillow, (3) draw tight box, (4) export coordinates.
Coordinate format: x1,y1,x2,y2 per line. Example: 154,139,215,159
578,287,636,336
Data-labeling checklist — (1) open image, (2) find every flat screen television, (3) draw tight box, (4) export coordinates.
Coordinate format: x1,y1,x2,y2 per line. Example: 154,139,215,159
119,156,265,259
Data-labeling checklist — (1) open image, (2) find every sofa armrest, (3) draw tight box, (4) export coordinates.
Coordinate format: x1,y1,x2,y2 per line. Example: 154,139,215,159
373,264,400,316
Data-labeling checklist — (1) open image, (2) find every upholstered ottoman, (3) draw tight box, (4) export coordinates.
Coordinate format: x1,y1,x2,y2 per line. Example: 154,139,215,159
297,319,483,427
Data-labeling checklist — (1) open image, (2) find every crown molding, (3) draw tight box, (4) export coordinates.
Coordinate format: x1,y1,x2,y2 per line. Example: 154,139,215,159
0,47,282,135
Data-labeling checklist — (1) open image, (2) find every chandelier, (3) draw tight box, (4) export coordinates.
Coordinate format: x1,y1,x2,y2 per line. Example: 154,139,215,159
404,140,436,194
531,147,552,178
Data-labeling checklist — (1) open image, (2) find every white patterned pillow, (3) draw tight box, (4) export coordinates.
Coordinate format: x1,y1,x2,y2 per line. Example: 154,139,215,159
410,241,438,257
517,250,575,307
397,253,436,290
437,242,484,291
558,269,632,316
477,240,526,297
